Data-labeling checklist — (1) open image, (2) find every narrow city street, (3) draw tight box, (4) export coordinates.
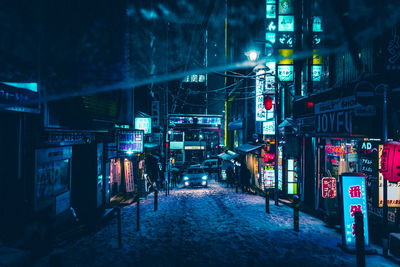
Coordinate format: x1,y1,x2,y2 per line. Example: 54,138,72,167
36,181,395,267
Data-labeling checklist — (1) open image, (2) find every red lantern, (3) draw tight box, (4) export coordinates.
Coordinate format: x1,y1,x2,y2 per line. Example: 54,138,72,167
381,142,400,183
264,95,273,110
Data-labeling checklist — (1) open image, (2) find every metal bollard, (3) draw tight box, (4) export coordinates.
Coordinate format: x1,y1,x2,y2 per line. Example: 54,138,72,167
117,208,122,248
293,195,299,232
137,198,140,231
265,190,270,213
154,189,158,211
355,211,365,267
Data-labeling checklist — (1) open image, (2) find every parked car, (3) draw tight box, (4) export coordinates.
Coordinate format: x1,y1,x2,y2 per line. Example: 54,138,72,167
183,165,208,187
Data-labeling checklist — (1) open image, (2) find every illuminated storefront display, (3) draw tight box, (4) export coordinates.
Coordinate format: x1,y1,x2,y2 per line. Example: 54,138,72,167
135,118,151,134
117,130,144,154
340,173,369,248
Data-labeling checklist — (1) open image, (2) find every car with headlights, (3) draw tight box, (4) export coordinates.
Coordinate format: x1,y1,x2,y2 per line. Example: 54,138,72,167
183,165,208,187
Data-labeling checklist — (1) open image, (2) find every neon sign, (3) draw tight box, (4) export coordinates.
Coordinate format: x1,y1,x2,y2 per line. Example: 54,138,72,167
340,173,369,248
263,152,275,163
325,144,346,156
322,177,337,198
135,118,151,134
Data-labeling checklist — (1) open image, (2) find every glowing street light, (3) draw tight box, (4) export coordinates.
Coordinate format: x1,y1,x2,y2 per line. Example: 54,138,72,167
245,50,259,62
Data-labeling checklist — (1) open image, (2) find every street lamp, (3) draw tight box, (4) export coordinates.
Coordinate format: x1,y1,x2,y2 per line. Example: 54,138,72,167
245,50,260,62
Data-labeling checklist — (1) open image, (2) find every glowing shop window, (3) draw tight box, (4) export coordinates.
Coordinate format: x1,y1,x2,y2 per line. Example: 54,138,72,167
266,4,276,18
278,15,294,32
277,65,294,81
313,16,323,32
312,65,322,81
266,32,276,44
279,0,293,14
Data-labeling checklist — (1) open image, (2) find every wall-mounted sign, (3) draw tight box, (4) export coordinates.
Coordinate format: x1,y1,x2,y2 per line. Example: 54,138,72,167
263,152,275,163
184,146,205,150
278,15,294,32
266,4,276,18
117,130,144,154
135,117,152,134
340,173,369,248
267,20,277,32
277,65,294,81
325,144,347,156
266,32,276,44
312,65,322,81
322,177,337,198
279,0,293,14
0,82,39,113
312,16,323,32
263,120,275,135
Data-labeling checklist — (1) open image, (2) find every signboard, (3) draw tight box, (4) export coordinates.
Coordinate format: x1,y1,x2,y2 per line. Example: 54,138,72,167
322,177,337,198
117,130,144,154
340,173,369,248
287,159,297,194
359,141,379,209
135,118,151,134
263,120,275,135
256,69,267,121
262,165,275,189
0,82,39,113
379,144,400,207
278,15,294,32
124,159,135,192
278,146,283,190
277,65,294,81
312,65,322,81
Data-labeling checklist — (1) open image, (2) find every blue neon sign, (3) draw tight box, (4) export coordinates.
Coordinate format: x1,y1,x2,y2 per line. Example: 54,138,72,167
340,173,369,248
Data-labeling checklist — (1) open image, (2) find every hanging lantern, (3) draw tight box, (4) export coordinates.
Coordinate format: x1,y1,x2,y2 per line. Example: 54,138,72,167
381,142,400,183
264,95,273,110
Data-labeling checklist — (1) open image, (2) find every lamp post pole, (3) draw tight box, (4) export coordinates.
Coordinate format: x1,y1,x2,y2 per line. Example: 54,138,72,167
274,78,279,206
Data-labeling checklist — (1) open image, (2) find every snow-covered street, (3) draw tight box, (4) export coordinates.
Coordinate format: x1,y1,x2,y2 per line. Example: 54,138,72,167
37,181,396,267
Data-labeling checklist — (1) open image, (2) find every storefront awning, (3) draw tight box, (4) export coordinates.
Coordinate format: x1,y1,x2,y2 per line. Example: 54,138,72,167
235,143,262,154
217,150,239,161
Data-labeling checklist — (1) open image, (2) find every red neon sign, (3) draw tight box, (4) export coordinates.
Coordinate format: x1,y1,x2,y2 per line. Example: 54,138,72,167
325,145,346,156
263,152,275,162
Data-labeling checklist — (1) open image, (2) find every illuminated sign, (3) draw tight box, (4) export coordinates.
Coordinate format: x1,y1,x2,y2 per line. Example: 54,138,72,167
0,82,39,113
312,65,322,81
340,173,369,248
278,49,294,64
325,144,346,156
262,165,275,189
278,33,295,48
135,118,151,134
287,159,297,194
263,120,275,135
266,4,276,18
277,65,294,81
312,16,323,32
267,21,277,32
381,142,400,182
117,130,144,154
278,15,294,32
322,177,337,198
378,144,400,207
184,146,205,150
266,32,276,44
279,0,293,14
263,152,275,163
278,146,283,190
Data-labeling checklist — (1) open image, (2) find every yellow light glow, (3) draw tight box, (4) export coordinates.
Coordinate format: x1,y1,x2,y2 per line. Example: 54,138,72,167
278,49,293,65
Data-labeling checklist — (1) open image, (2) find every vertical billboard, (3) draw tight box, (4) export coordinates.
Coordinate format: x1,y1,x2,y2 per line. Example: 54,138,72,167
340,173,369,248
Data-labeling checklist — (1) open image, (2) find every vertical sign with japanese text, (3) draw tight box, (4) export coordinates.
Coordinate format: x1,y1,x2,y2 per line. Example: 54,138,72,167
340,173,369,248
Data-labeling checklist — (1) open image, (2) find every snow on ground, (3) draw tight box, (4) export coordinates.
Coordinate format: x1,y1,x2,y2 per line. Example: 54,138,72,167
36,180,396,267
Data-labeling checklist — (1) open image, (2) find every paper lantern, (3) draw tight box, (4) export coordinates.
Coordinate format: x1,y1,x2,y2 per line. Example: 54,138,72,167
381,142,400,183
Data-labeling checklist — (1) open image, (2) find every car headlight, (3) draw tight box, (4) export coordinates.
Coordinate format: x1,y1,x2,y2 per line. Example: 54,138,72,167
202,175,207,180
183,176,189,181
